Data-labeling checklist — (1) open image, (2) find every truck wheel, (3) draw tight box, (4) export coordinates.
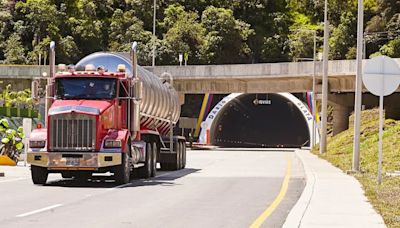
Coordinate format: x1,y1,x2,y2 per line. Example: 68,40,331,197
139,143,152,178
160,162,172,171
175,141,181,170
31,165,48,185
151,142,157,177
114,152,130,184
181,141,186,169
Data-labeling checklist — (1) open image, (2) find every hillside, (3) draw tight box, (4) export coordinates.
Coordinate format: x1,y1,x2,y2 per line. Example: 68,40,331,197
313,109,400,228
0,0,398,66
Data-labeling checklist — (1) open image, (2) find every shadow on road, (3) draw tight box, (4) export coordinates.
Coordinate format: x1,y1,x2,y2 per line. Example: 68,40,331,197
205,148,297,152
124,168,201,188
44,168,200,188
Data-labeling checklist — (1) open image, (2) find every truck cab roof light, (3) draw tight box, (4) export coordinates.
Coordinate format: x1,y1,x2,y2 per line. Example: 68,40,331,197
58,64,66,72
85,64,96,71
117,64,126,72
97,65,107,73
67,64,75,72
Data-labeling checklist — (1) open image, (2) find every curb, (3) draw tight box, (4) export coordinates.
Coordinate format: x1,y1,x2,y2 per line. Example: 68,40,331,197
282,149,315,228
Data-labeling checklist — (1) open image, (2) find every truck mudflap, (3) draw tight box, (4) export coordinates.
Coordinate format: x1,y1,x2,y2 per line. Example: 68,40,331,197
27,152,122,170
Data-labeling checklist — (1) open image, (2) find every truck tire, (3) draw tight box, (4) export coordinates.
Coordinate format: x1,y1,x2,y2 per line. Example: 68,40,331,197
114,152,130,184
160,161,172,171
151,142,157,177
181,141,186,169
175,141,181,170
139,143,152,178
31,165,48,185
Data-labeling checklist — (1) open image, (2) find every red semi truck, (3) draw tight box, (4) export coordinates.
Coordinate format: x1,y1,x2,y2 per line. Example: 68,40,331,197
27,42,186,185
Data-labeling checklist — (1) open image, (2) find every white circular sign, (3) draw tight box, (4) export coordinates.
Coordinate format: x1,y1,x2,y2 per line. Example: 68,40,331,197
362,56,400,96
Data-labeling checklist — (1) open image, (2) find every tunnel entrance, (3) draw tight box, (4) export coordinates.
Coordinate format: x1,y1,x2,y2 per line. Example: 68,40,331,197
206,93,311,148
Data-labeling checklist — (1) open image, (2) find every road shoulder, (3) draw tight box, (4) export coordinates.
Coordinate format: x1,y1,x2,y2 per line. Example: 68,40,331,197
283,149,386,228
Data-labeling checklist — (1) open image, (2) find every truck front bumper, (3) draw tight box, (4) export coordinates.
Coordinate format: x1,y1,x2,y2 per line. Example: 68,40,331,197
27,152,122,170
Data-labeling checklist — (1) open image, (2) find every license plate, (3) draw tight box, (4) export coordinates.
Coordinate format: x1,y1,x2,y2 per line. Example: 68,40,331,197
66,157,80,166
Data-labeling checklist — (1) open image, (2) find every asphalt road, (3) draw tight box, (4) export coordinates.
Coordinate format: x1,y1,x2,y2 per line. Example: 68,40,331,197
0,148,305,228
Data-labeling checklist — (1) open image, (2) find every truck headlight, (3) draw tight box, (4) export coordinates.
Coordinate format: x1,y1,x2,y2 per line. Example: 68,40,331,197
104,139,122,148
29,140,46,148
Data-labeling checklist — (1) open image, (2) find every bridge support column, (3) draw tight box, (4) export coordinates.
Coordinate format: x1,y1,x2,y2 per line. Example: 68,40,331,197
385,106,400,120
384,94,400,120
332,104,351,136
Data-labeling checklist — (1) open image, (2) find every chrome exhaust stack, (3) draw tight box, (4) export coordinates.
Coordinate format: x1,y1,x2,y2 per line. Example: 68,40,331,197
130,42,142,136
45,41,56,127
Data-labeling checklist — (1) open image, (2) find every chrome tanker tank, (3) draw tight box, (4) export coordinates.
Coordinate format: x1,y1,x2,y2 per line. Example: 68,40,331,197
75,53,180,135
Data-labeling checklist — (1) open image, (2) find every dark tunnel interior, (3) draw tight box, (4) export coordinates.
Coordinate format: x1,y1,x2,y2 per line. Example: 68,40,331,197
211,94,310,148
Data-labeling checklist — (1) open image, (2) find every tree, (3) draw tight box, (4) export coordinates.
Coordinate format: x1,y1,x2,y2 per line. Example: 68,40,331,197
200,6,254,64
289,29,317,61
378,39,400,58
4,33,26,64
15,0,59,45
108,9,152,65
329,12,357,60
160,4,205,64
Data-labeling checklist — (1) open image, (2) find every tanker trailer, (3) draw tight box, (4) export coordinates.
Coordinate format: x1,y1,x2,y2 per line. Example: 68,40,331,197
27,42,186,185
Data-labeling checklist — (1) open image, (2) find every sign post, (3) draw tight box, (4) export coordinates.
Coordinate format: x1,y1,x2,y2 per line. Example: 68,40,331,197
362,55,400,184
179,54,183,66
22,118,32,166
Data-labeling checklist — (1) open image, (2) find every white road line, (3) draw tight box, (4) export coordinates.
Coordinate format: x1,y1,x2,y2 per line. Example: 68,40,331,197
0,177,29,183
16,204,63,218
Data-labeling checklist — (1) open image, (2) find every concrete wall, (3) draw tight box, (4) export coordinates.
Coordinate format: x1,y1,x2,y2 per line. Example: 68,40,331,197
0,65,49,91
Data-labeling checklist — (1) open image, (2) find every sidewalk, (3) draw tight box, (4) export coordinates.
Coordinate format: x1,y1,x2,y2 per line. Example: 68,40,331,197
283,149,386,228
0,162,30,181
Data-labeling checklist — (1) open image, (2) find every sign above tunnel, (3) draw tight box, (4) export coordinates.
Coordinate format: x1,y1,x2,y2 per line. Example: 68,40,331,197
253,99,271,105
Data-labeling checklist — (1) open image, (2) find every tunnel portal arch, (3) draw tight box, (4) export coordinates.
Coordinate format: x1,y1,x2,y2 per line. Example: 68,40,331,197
199,93,318,148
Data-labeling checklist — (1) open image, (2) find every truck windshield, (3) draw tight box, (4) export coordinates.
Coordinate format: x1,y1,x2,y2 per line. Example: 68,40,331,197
55,77,117,100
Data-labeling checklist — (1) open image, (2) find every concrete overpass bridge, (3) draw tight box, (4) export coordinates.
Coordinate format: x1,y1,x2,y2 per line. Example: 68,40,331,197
1,59,400,146
151,59,400,137
150,60,358,94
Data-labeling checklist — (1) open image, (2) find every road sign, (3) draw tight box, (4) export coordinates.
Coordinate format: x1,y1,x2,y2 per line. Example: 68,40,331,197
362,55,400,184
363,56,400,96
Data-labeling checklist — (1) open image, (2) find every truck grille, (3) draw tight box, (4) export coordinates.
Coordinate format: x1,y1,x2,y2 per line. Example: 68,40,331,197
50,114,96,151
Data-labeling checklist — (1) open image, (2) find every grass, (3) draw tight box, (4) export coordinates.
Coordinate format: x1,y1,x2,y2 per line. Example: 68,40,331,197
312,109,400,228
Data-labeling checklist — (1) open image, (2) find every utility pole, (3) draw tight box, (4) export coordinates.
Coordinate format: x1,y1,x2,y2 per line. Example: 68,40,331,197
312,30,317,147
320,0,329,153
352,0,364,172
152,0,156,67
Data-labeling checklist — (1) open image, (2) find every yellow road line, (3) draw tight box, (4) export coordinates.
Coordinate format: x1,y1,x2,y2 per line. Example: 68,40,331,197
250,157,292,228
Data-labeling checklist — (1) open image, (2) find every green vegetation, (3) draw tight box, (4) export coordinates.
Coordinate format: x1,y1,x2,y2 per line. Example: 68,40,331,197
0,0,398,65
0,118,24,163
0,84,35,108
313,109,400,228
